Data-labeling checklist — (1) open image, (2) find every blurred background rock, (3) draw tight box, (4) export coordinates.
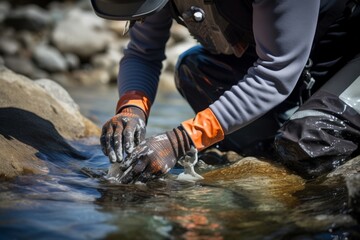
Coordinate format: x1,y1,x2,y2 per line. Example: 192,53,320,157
0,0,196,89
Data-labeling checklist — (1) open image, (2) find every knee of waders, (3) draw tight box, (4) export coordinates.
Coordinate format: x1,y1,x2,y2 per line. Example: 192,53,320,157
275,53,360,178
274,118,338,178
274,91,360,178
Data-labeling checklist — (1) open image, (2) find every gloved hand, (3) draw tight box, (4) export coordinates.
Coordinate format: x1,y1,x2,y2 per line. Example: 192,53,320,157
119,126,192,183
100,106,146,163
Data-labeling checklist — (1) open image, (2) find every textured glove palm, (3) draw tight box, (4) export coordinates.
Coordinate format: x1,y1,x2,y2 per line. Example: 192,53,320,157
119,127,192,183
100,106,146,163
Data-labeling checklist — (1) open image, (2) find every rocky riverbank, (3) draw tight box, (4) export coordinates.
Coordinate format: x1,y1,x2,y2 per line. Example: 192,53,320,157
0,0,195,89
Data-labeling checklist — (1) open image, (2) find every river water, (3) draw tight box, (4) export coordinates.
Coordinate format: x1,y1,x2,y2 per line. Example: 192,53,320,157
0,84,359,239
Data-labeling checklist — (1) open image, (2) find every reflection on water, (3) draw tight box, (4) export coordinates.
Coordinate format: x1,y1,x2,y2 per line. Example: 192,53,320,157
1,85,359,239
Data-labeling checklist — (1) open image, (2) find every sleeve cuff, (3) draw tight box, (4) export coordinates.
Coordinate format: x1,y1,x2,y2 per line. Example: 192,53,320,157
181,108,224,151
116,91,152,117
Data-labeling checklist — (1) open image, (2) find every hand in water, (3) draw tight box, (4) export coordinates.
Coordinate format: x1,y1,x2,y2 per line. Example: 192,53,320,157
119,127,192,183
100,106,146,163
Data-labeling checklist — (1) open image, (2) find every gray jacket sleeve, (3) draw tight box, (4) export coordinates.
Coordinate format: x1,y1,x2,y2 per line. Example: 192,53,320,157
210,0,320,134
118,5,173,103
119,0,320,136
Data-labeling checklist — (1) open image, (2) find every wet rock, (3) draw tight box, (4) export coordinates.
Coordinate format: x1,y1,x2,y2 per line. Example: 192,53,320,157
33,44,68,73
197,154,360,234
0,66,100,138
0,134,49,179
327,155,360,179
51,8,112,58
346,173,360,222
0,67,100,178
4,5,52,31
322,155,360,188
202,157,305,207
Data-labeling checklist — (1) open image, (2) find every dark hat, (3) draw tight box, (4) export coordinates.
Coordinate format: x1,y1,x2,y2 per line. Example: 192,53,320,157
90,0,168,20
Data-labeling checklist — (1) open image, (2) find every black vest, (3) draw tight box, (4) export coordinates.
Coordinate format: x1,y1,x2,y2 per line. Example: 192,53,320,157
169,0,254,57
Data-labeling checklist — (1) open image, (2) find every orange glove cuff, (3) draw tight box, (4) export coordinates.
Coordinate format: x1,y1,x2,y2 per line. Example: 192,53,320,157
181,108,224,151
116,91,151,117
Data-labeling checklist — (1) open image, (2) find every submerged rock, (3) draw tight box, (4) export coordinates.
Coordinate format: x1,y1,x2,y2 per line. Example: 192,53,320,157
327,155,360,180
202,157,305,207
346,174,360,222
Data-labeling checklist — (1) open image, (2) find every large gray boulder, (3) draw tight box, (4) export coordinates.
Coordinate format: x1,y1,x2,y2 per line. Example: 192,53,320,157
51,8,113,59
0,67,100,179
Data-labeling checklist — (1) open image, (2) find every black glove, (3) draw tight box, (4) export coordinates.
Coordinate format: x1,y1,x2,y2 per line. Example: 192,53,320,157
100,106,146,163
119,126,192,183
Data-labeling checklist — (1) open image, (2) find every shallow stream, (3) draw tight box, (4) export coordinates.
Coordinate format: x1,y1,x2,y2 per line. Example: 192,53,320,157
0,84,359,239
